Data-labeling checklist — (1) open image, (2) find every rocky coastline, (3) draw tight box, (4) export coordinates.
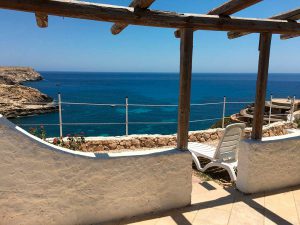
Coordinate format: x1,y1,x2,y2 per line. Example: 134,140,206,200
72,121,297,152
0,67,57,118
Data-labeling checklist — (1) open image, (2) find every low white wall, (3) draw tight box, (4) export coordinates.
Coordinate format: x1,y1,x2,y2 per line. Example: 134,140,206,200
237,130,300,194
0,116,192,225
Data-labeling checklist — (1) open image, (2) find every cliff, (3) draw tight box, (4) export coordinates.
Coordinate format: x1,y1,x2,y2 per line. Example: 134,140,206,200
0,67,42,85
0,67,57,118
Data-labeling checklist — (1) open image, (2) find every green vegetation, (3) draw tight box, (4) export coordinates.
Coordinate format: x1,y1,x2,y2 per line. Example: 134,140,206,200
295,119,300,128
210,117,234,129
29,126,47,140
29,126,85,150
52,134,85,151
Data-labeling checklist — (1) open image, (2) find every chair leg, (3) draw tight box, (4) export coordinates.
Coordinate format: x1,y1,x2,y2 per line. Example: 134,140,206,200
190,152,204,171
226,166,237,182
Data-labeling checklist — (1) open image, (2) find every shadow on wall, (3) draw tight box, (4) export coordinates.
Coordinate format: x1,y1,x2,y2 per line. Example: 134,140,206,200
0,115,192,225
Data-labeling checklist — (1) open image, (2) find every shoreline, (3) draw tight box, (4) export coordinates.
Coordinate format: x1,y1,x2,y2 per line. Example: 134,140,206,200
0,67,58,118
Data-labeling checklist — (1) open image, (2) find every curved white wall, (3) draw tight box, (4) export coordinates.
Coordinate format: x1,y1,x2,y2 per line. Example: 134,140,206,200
237,130,300,193
0,116,192,225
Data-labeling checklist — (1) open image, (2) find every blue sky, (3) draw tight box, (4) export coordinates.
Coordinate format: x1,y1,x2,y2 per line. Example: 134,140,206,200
0,0,299,73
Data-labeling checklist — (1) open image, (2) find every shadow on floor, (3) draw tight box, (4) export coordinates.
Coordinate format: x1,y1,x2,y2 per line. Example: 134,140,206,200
102,181,300,225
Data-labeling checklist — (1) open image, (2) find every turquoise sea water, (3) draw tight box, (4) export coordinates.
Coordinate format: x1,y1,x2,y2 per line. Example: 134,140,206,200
10,72,300,137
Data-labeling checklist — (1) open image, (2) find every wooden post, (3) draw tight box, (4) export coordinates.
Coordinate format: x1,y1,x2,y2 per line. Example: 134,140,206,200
251,33,272,140
177,28,194,150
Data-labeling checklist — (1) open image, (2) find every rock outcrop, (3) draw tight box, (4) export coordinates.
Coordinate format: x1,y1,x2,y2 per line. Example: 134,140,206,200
0,67,57,118
0,67,42,85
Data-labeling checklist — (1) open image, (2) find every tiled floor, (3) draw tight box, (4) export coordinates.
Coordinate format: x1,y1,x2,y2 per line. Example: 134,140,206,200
107,176,300,225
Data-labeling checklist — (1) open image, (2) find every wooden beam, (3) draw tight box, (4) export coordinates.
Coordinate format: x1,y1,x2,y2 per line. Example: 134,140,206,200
35,12,48,28
207,0,262,16
271,8,300,20
228,8,300,39
175,0,262,38
251,33,272,140
111,0,155,35
280,34,300,40
1,0,300,35
177,28,194,150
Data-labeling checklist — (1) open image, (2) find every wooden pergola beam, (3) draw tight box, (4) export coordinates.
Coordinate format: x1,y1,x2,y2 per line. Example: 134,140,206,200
272,8,300,20
35,12,48,28
207,0,262,16
228,8,300,39
280,34,300,40
251,33,272,140
175,0,262,38
1,0,300,35
111,0,155,35
177,28,193,150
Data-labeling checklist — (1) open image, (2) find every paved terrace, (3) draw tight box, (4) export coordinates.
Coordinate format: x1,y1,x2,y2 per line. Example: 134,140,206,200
108,176,300,225
0,116,299,224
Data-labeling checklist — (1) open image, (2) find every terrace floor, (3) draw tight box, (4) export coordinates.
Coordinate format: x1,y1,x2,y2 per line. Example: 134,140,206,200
106,176,300,225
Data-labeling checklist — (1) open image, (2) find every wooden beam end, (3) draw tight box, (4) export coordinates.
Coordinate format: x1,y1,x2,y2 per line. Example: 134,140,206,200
280,34,300,40
111,23,128,35
174,29,181,38
227,31,251,39
35,12,48,28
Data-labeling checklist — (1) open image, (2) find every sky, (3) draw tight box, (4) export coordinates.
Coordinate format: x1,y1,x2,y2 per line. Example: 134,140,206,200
0,0,299,73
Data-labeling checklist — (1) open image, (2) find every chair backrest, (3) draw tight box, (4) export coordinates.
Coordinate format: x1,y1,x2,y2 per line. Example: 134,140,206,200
213,123,246,162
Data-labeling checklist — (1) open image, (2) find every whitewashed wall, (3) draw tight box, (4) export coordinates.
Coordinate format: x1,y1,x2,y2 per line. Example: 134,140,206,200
0,116,192,225
237,130,300,193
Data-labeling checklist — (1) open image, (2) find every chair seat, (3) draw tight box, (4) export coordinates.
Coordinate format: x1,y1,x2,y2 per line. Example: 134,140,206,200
188,142,216,160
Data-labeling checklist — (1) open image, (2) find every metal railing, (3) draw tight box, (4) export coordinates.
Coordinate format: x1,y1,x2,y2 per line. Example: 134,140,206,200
267,95,296,125
6,93,296,137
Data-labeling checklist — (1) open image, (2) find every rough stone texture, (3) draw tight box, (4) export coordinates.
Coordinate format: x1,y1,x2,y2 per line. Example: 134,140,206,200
77,122,296,152
0,116,192,225
0,67,42,85
0,84,57,118
237,131,300,194
244,121,296,138
0,67,57,118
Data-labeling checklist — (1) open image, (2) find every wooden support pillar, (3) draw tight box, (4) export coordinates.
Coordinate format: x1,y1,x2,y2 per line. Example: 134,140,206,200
251,33,272,140
177,28,194,150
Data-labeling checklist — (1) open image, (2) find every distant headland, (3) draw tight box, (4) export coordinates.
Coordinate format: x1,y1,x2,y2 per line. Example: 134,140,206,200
0,67,57,118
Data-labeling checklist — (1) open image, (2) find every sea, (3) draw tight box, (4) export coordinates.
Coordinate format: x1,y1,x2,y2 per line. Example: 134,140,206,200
10,72,300,137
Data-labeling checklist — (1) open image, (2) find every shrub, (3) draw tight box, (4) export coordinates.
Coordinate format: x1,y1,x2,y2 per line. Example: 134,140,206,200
295,119,300,128
29,126,47,140
52,133,85,150
210,117,234,129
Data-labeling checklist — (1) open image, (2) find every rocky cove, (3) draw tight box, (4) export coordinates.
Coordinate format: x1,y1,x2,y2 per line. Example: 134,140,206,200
0,67,57,118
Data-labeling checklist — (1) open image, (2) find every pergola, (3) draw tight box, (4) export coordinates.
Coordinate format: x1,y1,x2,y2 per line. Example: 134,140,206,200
1,0,299,150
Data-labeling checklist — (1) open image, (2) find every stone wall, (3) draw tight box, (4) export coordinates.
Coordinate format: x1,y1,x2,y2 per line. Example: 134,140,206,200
79,122,297,152
237,130,300,193
0,116,192,225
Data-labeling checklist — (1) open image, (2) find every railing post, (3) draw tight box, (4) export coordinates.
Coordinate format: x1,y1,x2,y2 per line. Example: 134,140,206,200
290,95,296,123
268,94,272,125
58,92,63,138
125,96,129,136
222,96,226,128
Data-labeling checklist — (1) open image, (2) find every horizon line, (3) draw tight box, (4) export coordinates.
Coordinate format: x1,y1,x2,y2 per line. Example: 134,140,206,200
36,71,300,74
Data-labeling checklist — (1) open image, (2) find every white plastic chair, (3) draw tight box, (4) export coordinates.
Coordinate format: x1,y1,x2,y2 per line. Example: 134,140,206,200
188,123,246,181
